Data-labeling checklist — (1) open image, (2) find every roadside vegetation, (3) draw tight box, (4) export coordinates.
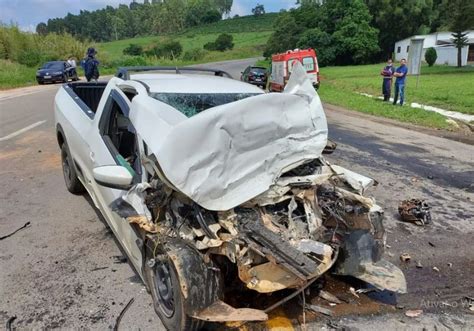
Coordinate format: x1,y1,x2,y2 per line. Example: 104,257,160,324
319,64,474,116
257,59,471,129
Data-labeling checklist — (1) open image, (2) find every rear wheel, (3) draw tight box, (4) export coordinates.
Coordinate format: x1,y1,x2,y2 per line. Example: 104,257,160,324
61,143,85,194
63,74,68,83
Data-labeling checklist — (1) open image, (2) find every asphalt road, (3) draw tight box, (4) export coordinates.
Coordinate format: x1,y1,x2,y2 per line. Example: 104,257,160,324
1,58,473,330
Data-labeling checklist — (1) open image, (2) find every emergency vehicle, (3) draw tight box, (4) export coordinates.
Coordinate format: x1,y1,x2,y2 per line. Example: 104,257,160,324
269,48,320,92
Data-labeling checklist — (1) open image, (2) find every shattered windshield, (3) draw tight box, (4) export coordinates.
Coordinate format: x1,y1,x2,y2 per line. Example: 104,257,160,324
151,93,261,117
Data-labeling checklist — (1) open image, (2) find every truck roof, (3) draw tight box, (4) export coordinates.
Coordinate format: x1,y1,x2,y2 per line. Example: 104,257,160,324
130,73,264,94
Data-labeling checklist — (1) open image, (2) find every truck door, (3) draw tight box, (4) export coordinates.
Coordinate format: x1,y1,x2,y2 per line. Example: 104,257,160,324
88,89,144,276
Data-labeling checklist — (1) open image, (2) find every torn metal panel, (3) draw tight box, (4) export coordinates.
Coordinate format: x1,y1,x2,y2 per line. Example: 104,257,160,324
398,199,432,225
240,262,305,293
193,300,268,322
130,62,327,211
333,230,407,293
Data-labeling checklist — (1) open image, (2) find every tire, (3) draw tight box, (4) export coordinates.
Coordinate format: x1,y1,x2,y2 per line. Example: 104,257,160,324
38,81,44,85
61,143,85,194
145,241,222,331
63,74,68,83
72,73,79,81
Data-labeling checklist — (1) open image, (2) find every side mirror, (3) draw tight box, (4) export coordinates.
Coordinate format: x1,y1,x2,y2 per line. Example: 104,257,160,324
93,165,133,190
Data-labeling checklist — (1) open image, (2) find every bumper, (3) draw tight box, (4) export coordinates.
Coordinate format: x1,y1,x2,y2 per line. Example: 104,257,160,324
36,76,64,83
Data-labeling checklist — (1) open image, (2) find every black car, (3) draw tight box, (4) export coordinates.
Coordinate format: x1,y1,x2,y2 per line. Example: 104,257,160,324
36,61,78,84
240,66,268,89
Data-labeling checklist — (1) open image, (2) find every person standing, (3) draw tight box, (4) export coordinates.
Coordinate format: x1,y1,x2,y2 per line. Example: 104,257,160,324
67,56,77,68
393,58,408,106
82,47,100,82
380,59,394,101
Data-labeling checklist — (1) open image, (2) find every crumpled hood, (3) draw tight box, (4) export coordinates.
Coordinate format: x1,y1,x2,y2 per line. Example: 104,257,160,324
130,62,328,210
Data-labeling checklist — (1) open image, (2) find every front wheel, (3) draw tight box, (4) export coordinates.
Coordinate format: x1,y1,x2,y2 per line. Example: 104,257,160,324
61,143,85,194
145,241,222,331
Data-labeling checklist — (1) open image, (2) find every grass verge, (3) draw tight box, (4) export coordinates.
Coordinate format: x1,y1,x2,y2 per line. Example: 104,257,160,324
321,63,474,115
0,60,38,89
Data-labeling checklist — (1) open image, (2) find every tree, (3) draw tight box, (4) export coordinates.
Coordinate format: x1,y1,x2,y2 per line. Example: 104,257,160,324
214,0,233,16
297,28,336,66
252,4,265,16
331,0,380,64
204,33,234,51
365,0,435,59
424,47,437,66
440,0,474,67
36,22,48,35
264,13,301,57
123,43,143,56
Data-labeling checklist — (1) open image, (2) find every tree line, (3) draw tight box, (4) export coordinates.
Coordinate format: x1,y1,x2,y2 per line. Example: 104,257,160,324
36,0,233,42
266,0,474,66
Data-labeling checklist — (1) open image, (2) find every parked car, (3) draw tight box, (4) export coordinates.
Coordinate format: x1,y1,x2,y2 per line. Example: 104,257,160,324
54,64,405,330
36,61,78,84
269,48,320,92
240,65,268,88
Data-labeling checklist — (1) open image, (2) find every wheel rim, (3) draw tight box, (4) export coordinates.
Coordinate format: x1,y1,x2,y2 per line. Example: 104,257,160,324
154,259,175,318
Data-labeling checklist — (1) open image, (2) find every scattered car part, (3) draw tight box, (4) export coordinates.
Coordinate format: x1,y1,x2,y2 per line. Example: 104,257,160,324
306,304,333,316
405,309,423,317
6,315,17,331
400,253,411,262
398,199,432,225
318,290,342,304
0,221,31,241
113,298,135,331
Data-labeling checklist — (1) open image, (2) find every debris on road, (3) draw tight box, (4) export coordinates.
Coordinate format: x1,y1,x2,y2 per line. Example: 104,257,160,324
433,266,440,272
0,221,31,241
400,253,411,262
306,304,334,316
405,309,423,318
349,287,360,298
318,289,343,304
113,256,127,264
6,315,17,331
398,199,432,225
416,261,423,269
113,298,135,331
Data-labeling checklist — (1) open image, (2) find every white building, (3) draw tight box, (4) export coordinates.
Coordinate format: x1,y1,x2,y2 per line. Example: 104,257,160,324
394,31,474,66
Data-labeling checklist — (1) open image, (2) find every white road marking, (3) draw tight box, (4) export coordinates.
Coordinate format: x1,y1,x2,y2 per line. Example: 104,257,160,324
0,120,47,142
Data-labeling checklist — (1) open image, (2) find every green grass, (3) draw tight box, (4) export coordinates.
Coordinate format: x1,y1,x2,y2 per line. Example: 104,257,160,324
318,83,451,129
320,63,474,115
256,59,466,129
0,60,38,89
99,31,271,64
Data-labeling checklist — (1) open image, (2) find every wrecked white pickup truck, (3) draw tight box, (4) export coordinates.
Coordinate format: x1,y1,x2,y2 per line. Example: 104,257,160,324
54,63,406,330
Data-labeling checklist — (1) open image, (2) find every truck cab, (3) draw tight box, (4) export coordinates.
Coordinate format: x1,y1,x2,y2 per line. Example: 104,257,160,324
269,48,320,92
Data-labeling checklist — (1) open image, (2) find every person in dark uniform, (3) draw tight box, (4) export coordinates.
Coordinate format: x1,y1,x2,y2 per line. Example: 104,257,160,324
81,47,100,82
380,59,394,101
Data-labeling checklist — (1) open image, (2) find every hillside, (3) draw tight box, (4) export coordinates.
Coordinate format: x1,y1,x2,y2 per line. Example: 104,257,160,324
98,14,277,67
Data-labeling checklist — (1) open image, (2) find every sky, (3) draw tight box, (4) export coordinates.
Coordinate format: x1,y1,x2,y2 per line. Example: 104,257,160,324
0,0,296,32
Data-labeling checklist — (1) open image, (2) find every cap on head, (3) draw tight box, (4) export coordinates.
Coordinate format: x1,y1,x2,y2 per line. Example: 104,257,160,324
87,47,97,56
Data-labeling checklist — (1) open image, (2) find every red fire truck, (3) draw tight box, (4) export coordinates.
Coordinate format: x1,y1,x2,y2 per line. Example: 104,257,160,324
269,48,320,92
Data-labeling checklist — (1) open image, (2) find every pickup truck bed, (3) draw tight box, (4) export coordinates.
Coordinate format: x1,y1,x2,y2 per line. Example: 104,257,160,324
63,82,107,117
